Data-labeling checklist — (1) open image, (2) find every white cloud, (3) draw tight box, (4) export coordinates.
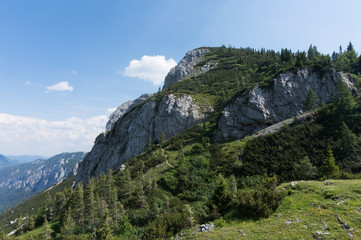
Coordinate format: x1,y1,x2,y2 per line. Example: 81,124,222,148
47,81,74,92
0,113,108,156
25,80,31,85
124,55,177,85
71,70,78,75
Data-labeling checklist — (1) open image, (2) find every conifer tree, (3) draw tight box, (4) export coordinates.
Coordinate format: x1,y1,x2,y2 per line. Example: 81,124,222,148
0,230,5,240
59,207,75,238
121,169,132,198
16,214,23,235
183,204,195,227
322,148,340,179
136,181,149,209
69,182,85,230
212,174,231,207
228,175,238,196
27,215,35,231
42,216,52,240
304,88,317,111
293,156,317,180
151,202,160,219
44,192,54,221
84,177,97,233
96,209,113,239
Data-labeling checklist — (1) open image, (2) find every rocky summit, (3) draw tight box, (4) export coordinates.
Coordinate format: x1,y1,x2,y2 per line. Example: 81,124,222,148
162,48,217,89
105,93,153,132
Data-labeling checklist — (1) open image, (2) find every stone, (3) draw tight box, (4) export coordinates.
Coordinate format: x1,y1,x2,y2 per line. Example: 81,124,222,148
105,93,153,132
214,69,357,140
162,48,217,89
198,223,214,232
76,94,206,185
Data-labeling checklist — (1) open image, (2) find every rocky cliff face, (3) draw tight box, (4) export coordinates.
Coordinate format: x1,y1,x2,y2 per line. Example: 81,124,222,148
76,94,205,185
105,93,153,132
162,48,217,89
214,69,357,140
0,152,86,213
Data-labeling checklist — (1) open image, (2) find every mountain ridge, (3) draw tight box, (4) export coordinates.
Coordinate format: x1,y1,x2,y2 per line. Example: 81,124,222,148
0,152,86,214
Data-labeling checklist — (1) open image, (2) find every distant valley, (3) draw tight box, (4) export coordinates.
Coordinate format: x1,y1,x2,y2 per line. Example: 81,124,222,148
0,152,86,214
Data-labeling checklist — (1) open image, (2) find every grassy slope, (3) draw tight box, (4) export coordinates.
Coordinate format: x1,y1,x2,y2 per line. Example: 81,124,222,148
183,179,361,239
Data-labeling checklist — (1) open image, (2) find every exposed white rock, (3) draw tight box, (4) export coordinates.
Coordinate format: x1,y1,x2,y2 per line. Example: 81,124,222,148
105,93,153,132
76,94,206,185
215,69,357,140
162,48,217,89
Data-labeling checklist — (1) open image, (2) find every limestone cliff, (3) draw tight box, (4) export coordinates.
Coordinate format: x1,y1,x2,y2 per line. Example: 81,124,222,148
214,69,357,140
162,48,217,89
105,93,153,132
76,94,205,185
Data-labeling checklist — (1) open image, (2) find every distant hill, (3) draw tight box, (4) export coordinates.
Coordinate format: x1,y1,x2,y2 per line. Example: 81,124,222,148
0,152,86,214
6,155,47,163
0,154,10,169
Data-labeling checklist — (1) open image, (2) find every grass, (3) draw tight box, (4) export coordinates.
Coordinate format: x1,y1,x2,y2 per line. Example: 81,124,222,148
181,179,361,239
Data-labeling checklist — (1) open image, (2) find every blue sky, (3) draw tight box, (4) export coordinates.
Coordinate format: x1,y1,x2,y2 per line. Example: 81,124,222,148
1,0,361,156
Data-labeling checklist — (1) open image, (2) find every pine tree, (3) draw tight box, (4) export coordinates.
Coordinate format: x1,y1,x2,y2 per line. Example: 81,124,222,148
136,181,149,209
334,77,355,118
151,202,160,219
293,156,317,180
59,207,75,238
304,88,317,111
228,175,238,196
69,182,85,231
121,169,132,198
42,216,52,240
183,204,195,227
96,209,113,239
16,214,23,235
338,122,359,159
27,215,35,231
44,192,54,221
322,148,340,179
0,230,5,240
212,174,231,207
84,177,97,233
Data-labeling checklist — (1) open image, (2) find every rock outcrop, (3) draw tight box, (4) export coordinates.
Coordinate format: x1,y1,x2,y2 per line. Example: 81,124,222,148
162,48,217,89
105,93,153,132
76,94,205,185
214,69,357,140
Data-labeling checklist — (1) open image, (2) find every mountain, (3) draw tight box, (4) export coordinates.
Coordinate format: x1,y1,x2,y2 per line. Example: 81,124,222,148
0,152,86,214
0,154,10,169
6,155,47,163
4,45,361,239
76,47,357,186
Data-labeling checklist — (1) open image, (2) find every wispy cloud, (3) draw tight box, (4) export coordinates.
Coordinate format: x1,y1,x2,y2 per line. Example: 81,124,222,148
47,81,74,92
71,70,78,75
124,55,176,85
0,113,108,155
25,80,31,85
